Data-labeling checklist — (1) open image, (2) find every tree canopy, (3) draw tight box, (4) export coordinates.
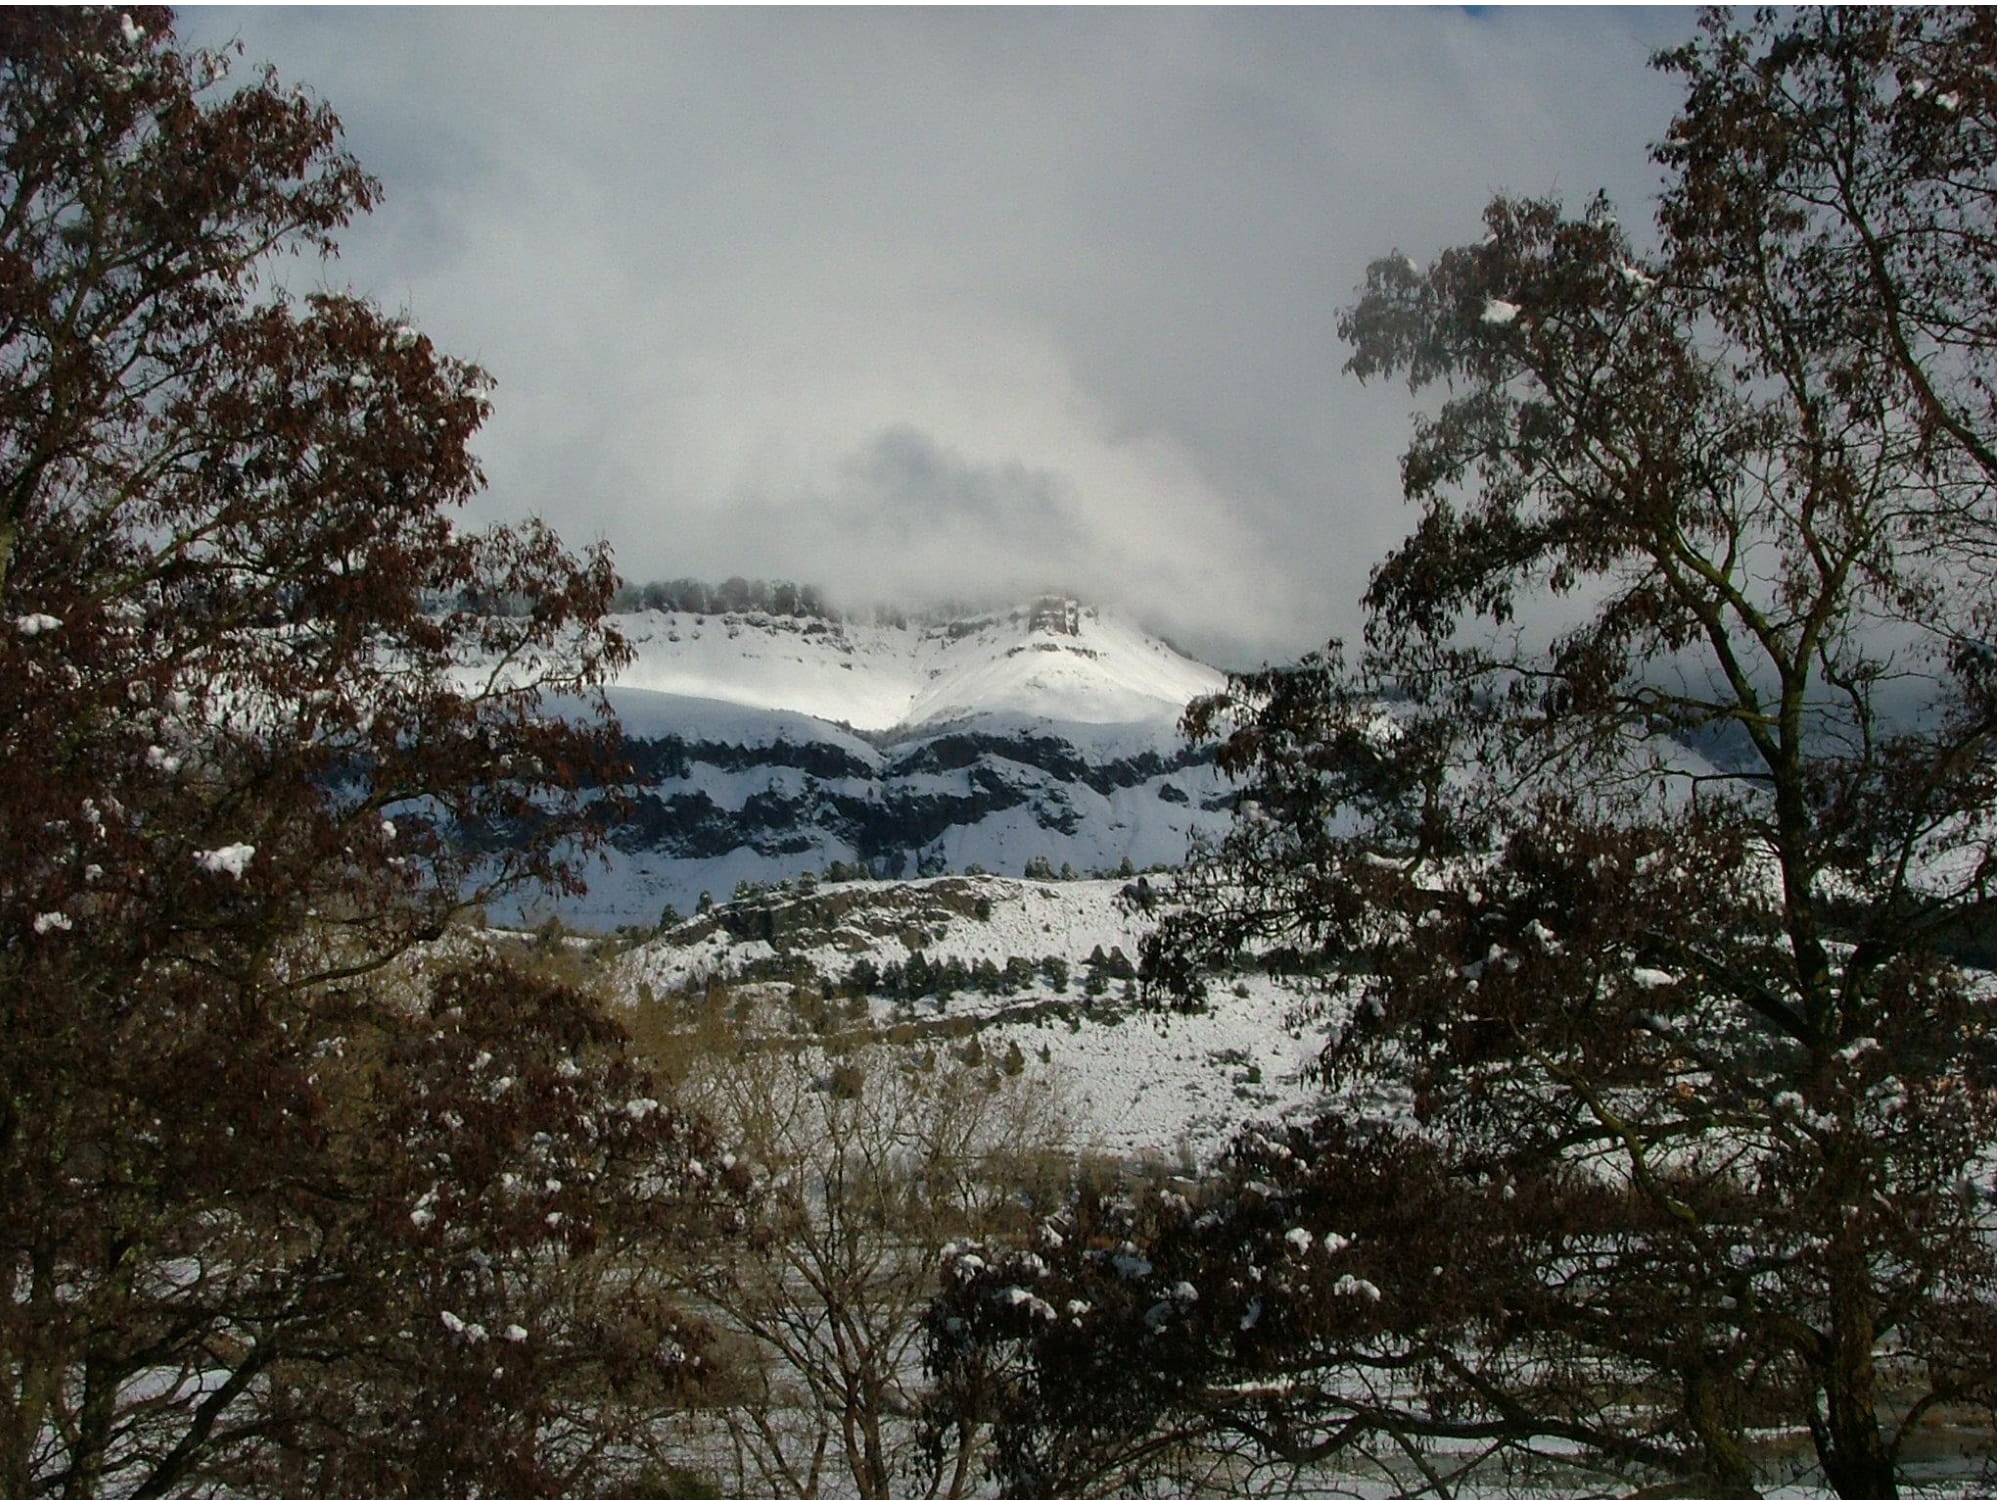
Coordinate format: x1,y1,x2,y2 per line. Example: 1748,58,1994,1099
0,12,729,1497
929,11,1995,1499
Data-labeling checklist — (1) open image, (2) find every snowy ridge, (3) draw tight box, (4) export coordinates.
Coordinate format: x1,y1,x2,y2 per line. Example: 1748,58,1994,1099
539,708,1231,930
602,688,875,757
514,601,1238,929
606,600,1224,734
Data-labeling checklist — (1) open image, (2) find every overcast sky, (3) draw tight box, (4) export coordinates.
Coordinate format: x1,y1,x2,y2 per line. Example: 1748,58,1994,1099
184,6,1695,667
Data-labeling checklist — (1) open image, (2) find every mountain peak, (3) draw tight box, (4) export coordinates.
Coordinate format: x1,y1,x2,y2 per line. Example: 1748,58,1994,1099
1025,595,1082,637
609,596,1223,734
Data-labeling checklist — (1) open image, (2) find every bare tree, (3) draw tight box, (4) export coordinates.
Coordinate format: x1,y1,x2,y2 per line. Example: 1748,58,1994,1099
672,1040,1072,1500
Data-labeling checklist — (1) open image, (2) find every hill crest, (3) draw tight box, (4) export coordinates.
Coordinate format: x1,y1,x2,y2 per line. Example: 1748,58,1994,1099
606,597,1225,735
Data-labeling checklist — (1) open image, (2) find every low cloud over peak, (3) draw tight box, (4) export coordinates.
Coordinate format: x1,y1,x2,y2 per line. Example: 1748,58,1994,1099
189,6,1689,666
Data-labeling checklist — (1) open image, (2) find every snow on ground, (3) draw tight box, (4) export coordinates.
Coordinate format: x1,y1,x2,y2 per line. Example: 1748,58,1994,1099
981,984,1332,1160
600,686,880,759
606,602,1223,735
624,876,1148,995
617,876,1340,1161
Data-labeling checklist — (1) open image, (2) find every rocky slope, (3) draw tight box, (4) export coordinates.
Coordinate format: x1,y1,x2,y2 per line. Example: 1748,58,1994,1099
526,600,1239,928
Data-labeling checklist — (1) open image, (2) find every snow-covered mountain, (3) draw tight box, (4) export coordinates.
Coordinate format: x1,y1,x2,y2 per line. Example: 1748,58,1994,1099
527,600,1238,928
609,596,1221,732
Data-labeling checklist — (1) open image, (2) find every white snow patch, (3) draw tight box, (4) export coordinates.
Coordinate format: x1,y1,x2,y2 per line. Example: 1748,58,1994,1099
601,604,1222,735
996,1287,1057,1320
1111,1247,1153,1280
617,876,1339,1157
194,844,255,878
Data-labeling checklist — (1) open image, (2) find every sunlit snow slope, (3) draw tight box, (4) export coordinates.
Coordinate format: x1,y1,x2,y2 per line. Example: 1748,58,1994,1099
608,599,1223,733
519,601,1237,929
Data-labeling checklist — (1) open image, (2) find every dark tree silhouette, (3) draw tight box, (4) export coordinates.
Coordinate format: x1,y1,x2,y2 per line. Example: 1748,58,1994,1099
930,12,1994,1499
0,12,729,1497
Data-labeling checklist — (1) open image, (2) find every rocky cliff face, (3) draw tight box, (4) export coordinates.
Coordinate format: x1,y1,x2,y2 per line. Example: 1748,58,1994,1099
515,601,1237,928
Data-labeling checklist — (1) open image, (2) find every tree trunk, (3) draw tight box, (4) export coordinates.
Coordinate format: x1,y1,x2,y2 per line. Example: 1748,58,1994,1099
1817,1246,1897,1500
1684,1364,1763,1500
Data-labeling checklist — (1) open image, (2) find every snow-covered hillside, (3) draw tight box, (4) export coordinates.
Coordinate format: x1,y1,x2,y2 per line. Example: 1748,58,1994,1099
607,597,1224,733
518,601,1238,928
616,874,1342,1159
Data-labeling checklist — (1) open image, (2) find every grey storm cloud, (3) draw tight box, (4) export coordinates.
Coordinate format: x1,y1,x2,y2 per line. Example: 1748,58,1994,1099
183,6,1698,667
717,425,1096,612
840,427,1081,542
